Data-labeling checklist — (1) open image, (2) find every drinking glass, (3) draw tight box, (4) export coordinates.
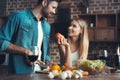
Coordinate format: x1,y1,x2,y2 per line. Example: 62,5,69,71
28,46,39,77
98,50,107,63
98,50,111,74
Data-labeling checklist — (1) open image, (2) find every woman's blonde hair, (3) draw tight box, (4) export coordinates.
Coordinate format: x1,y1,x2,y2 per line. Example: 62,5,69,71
71,19,89,60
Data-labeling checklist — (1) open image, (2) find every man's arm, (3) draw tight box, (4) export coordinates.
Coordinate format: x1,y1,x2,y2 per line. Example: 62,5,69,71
0,13,32,56
5,43,31,55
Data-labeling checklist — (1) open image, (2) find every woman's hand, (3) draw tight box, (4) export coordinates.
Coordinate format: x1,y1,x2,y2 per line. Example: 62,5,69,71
56,32,69,46
58,38,70,47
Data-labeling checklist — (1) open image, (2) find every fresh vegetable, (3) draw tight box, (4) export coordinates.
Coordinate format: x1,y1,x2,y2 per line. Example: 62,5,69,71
55,32,64,41
48,63,89,79
62,63,71,71
74,70,83,79
78,60,105,73
82,71,89,76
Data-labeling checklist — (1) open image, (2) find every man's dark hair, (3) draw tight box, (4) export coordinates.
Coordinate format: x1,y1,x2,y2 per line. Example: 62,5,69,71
49,0,62,3
37,0,43,5
37,0,62,5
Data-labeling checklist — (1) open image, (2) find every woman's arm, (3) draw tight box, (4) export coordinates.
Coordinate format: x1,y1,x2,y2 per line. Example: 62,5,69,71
58,38,72,68
65,44,72,68
58,44,66,65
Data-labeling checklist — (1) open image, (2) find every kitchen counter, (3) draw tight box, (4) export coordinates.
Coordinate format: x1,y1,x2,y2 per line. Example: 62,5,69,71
0,73,120,80
0,65,8,75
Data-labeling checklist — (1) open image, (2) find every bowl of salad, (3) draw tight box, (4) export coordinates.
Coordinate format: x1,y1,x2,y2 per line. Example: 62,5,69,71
78,60,105,74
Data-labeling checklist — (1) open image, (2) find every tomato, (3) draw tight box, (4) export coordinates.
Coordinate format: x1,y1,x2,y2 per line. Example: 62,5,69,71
64,63,69,68
62,63,71,71
55,32,64,40
89,69,95,72
82,71,89,76
55,32,61,39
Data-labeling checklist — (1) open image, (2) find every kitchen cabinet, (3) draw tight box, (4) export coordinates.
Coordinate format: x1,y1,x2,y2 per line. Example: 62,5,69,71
79,13,119,42
95,28,115,41
117,13,120,42
87,28,95,41
0,65,8,74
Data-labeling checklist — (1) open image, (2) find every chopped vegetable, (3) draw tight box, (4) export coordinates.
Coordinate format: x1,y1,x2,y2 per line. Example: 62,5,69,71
79,60,105,73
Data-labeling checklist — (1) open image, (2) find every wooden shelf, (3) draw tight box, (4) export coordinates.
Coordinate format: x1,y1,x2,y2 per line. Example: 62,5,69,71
96,14,116,27
95,28,116,41
80,13,118,42
88,28,95,41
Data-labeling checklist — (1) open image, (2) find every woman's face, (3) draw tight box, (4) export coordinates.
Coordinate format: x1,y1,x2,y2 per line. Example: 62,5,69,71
68,20,82,37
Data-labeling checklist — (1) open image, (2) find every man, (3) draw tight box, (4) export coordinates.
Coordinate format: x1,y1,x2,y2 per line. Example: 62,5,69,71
0,0,61,74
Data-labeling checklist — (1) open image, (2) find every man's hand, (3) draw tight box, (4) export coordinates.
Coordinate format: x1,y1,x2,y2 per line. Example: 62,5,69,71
25,49,34,66
45,60,50,66
36,60,45,65
25,56,33,66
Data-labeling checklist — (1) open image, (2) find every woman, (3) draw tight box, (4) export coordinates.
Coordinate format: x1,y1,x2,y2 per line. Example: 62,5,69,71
57,19,89,68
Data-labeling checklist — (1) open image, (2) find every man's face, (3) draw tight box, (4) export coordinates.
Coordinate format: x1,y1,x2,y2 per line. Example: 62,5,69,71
42,1,58,18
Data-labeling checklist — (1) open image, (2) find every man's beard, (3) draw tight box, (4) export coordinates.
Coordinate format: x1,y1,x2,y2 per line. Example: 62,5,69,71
43,13,49,18
42,8,49,18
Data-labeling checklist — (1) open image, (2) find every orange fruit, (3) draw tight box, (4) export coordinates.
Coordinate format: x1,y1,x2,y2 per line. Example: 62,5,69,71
58,70,62,74
71,70,77,74
50,64,61,71
82,71,89,76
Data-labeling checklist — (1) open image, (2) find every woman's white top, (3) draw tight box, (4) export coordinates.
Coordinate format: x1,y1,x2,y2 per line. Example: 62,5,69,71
34,21,43,71
71,51,79,66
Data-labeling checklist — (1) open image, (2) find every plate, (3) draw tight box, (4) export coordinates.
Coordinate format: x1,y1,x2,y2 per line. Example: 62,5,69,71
35,70,49,74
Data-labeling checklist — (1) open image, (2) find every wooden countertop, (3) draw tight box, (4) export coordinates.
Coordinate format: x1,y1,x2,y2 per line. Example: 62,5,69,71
0,73,120,80
1,65,120,80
